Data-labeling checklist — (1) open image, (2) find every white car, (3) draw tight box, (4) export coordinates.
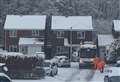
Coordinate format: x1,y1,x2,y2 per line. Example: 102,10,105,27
0,63,8,73
0,73,12,82
104,65,120,82
44,60,58,77
52,56,71,67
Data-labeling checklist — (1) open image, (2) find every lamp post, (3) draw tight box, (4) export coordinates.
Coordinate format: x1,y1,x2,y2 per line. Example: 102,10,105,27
70,27,72,61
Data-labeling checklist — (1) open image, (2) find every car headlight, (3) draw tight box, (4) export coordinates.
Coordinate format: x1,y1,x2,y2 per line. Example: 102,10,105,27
80,60,83,63
90,58,94,61
93,45,96,48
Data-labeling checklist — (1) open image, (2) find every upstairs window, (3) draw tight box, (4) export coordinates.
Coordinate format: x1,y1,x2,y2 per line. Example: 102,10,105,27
32,30,40,36
56,31,64,38
77,32,85,39
9,30,17,37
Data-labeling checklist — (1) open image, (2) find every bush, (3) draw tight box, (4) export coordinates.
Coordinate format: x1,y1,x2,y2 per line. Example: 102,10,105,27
0,54,45,79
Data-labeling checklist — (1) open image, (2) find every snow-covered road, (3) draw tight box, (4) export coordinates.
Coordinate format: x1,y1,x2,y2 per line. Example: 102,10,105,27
13,62,105,82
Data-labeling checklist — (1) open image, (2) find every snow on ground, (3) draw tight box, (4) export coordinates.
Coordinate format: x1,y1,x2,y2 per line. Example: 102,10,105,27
13,62,105,82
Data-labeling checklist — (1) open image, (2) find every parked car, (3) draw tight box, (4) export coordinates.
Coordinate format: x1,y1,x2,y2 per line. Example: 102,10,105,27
0,63,8,73
44,60,58,77
0,73,12,82
52,56,71,67
104,65,120,82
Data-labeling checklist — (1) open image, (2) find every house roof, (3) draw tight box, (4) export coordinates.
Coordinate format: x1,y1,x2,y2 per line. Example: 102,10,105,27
4,15,46,30
98,34,114,46
113,20,120,31
52,16,93,30
19,38,44,45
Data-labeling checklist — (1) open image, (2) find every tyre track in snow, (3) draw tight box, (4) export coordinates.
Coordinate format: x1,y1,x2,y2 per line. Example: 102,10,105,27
65,69,81,82
65,62,81,82
85,70,95,82
65,69,96,82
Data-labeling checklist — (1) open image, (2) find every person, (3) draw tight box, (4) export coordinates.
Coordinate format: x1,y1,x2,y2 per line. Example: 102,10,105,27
93,56,101,69
93,57,105,73
97,59,105,73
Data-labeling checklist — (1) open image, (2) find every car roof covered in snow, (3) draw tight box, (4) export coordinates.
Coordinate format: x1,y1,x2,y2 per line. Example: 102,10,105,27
4,15,46,30
98,34,114,46
113,20,120,32
52,16,93,30
0,63,5,66
54,56,68,59
19,38,44,45
0,73,11,81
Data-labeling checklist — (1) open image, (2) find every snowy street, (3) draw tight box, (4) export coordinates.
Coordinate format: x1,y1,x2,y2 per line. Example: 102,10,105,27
13,62,105,82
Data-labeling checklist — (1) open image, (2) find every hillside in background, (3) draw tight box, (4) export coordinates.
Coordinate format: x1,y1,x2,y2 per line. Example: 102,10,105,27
0,0,120,45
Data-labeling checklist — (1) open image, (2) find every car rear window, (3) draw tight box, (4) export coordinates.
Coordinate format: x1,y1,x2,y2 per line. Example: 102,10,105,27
44,62,50,67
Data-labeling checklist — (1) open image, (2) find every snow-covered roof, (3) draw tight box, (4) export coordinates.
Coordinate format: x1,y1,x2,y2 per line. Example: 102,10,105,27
19,38,44,45
4,15,46,30
113,20,120,31
0,52,24,57
52,16,93,30
98,34,114,46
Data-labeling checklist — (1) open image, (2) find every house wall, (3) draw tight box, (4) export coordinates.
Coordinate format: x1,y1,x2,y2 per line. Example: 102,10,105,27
5,29,97,59
5,30,44,52
51,30,97,57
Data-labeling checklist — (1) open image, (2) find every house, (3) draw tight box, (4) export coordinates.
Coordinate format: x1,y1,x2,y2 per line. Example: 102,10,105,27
98,34,114,58
112,20,120,38
4,15,46,55
4,15,98,59
50,16,98,57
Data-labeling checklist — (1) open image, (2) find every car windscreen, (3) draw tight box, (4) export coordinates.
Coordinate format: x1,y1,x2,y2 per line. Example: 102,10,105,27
109,76,120,82
44,62,50,67
0,76,10,82
79,48,97,58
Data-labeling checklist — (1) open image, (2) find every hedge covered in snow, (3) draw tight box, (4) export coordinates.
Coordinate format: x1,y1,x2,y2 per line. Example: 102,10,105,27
0,52,45,79
0,52,44,70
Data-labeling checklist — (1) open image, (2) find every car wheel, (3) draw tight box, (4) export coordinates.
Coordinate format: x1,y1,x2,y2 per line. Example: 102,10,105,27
50,71,54,77
55,69,58,75
67,64,71,67
104,76,109,82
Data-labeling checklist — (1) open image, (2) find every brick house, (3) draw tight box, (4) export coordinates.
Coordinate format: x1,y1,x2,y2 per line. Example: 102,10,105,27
4,15,98,59
50,16,98,58
4,15,46,55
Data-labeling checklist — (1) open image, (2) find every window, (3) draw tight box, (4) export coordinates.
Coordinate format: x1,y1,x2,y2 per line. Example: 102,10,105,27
9,30,17,37
56,46,64,52
20,46,28,54
56,46,60,52
77,32,85,39
56,31,64,38
9,45,17,52
32,30,40,36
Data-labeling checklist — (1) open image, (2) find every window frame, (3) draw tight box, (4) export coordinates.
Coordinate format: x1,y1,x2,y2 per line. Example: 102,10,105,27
77,31,85,39
32,30,40,36
9,45,17,52
56,31,64,38
9,30,17,37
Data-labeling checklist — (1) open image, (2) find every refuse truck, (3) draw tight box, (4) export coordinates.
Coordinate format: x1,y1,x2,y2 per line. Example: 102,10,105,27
78,41,98,68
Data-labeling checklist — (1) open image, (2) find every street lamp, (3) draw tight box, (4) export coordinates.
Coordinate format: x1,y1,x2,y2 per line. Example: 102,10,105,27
70,27,72,61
